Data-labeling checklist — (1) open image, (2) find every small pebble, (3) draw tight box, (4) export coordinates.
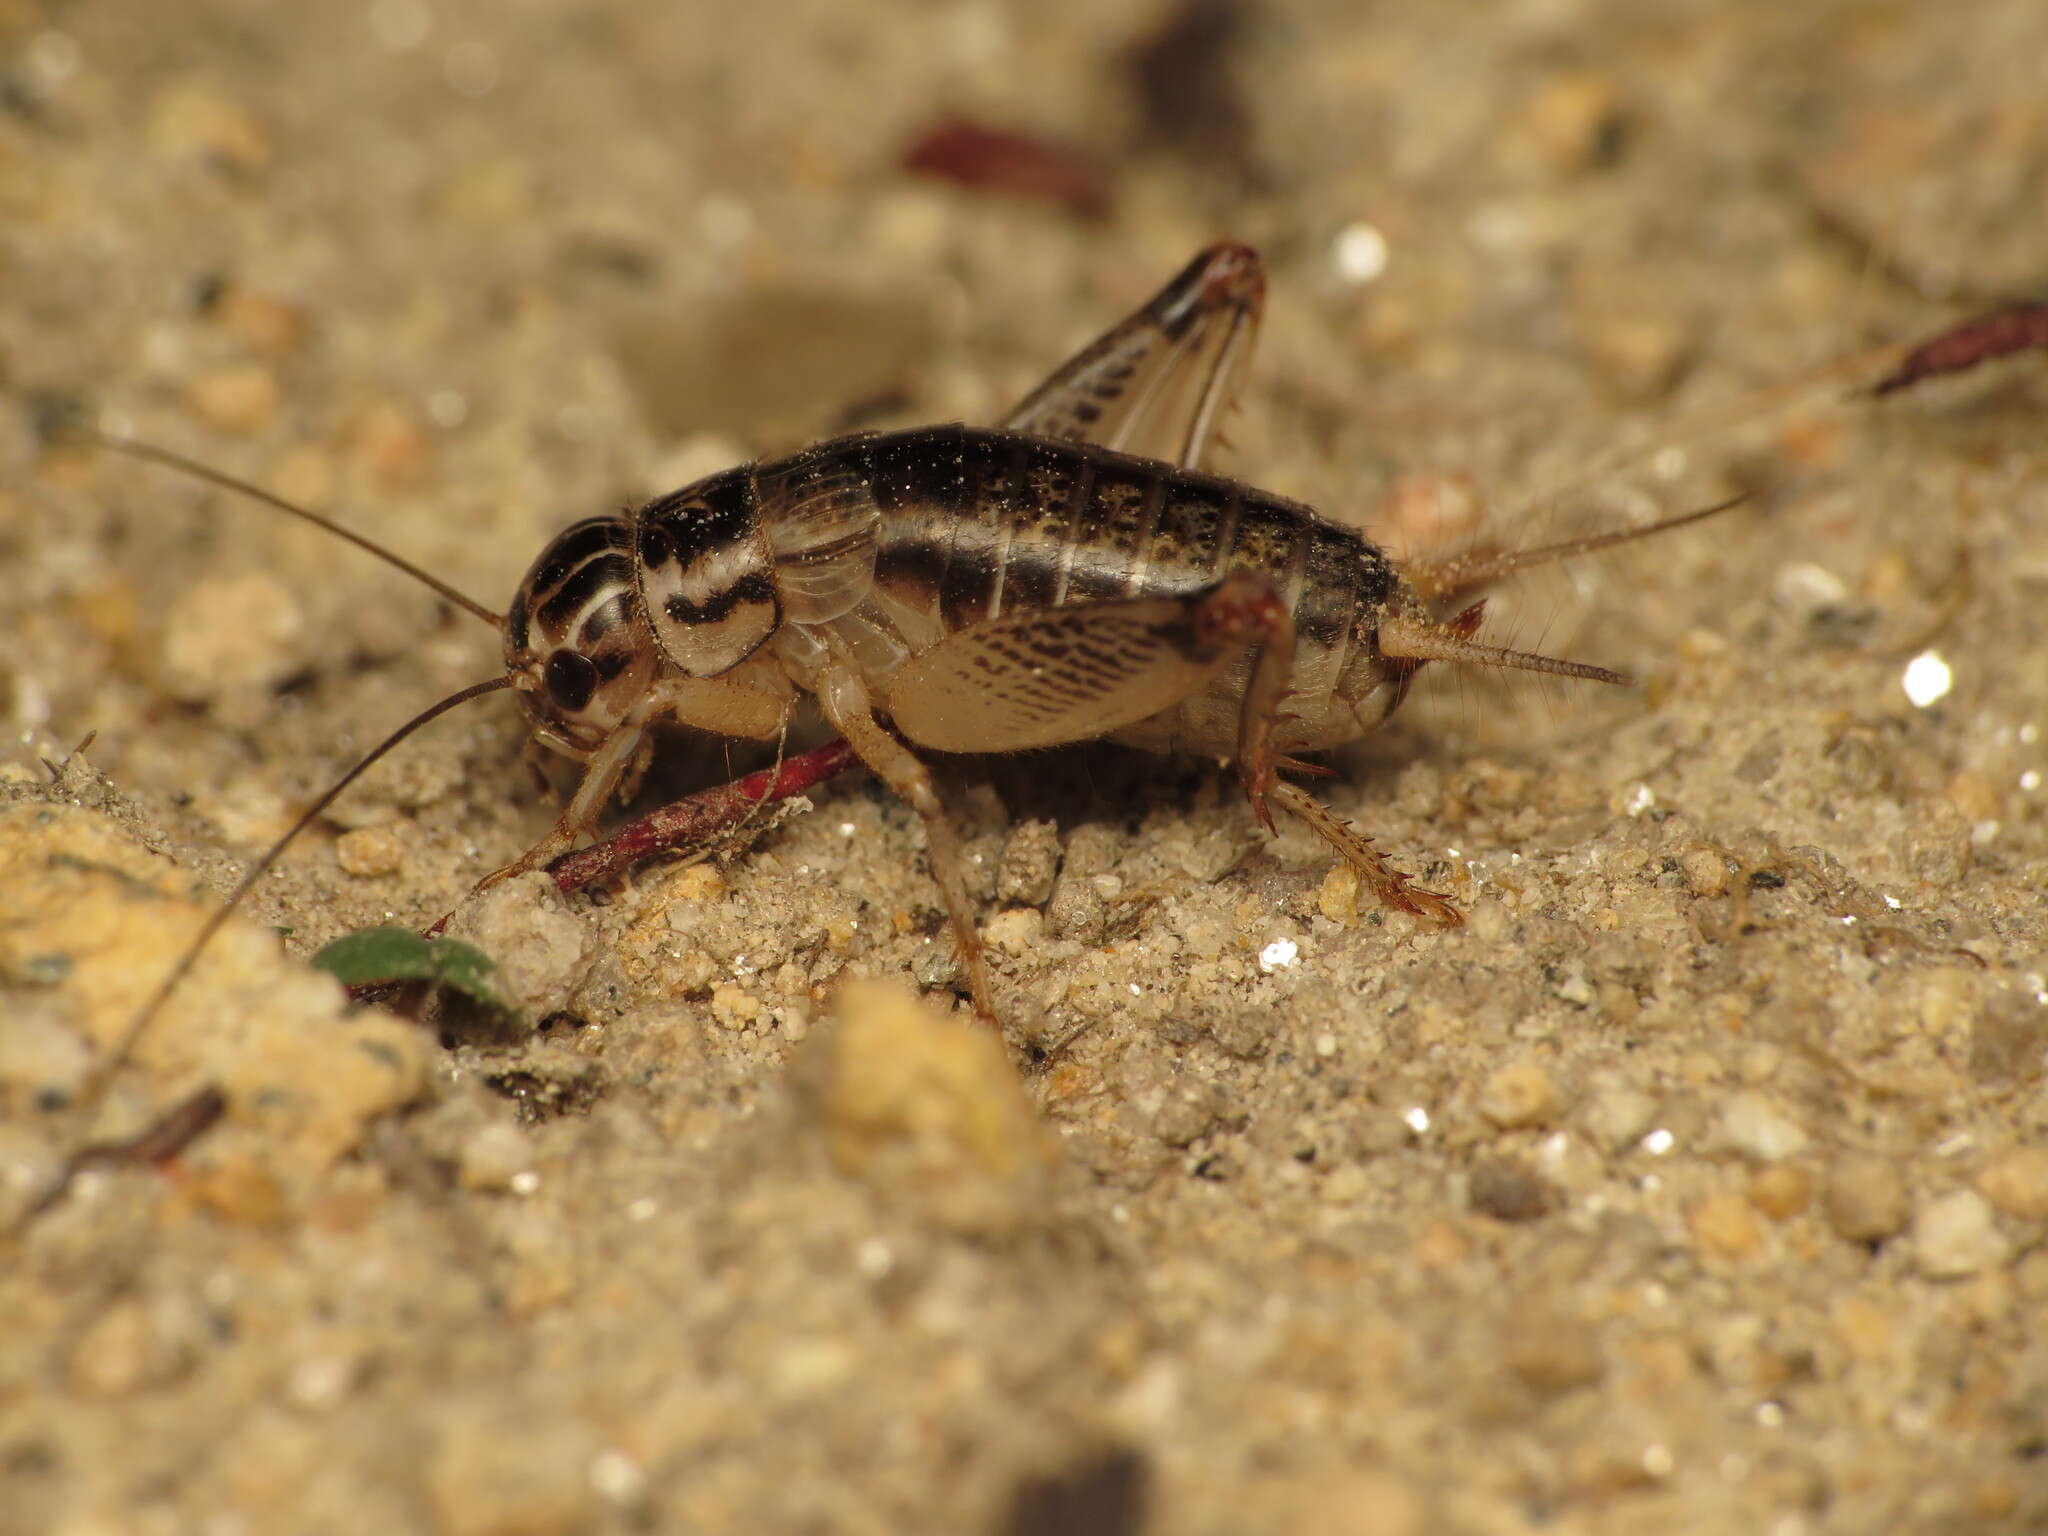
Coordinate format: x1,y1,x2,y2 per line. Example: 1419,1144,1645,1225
188,1158,287,1225
1944,771,2004,826
1771,560,1850,616
217,288,306,354
1678,843,1732,897
1045,875,1108,944
910,945,960,989
1831,1295,1895,1362
1469,1159,1551,1222
1823,1152,1910,1242
160,572,303,704
446,871,590,1019
1316,864,1359,926
1505,1310,1604,1395
995,819,1060,906
335,826,405,878
1517,71,1624,174
1552,963,1596,1008
1912,1189,2011,1278
1380,470,1483,562
1717,1092,1809,1162
1747,1164,1812,1220
149,82,271,172
1579,1082,1656,1154
458,1122,535,1192
1206,1007,1277,1060
427,1403,600,1536
1690,1189,1764,1261
1479,1061,1558,1129
350,401,429,484
982,907,1044,957
1151,1077,1219,1147
666,864,726,904
709,983,764,1031
0,1013,92,1101
188,362,281,434
1290,1468,1424,1536
815,982,1047,1229
68,1300,156,1397
270,445,337,510
1975,1147,2048,1221
1464,897,1513,945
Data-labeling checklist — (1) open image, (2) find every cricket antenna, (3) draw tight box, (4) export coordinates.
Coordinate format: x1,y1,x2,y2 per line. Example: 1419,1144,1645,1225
75,428,505,629
1402,494,1749,604
9,673,516,1233
1378,615,1633,686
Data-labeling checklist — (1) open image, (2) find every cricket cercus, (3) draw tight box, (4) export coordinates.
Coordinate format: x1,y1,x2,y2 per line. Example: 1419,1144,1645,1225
92,243,1734,1046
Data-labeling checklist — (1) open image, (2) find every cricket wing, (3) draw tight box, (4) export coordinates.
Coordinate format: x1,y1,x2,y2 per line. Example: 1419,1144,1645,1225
880,592,1239,753
1000,243,1264,473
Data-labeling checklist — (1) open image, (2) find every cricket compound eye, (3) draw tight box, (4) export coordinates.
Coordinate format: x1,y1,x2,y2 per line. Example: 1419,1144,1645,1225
543,649,600,713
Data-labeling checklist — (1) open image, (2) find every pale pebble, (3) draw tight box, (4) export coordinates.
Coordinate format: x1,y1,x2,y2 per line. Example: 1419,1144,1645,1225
1717,1091,1809,1162
1974,1148,2048,1222
1823,1152,1910,1243
1479,1061,1559,1129
458,1122,535,1192
1912,1189,2011,1278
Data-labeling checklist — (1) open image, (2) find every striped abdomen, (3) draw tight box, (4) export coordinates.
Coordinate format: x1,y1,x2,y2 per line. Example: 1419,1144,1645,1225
807,426,1408,754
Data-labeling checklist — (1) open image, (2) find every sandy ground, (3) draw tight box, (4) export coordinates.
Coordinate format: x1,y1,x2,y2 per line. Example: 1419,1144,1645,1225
3,1,2046,1532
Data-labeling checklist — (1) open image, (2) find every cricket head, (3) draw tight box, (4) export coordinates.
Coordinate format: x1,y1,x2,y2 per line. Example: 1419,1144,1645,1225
504,514,659,757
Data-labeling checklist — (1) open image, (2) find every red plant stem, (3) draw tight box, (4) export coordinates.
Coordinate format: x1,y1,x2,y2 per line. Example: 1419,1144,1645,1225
546,737,859,893
414,738,858,943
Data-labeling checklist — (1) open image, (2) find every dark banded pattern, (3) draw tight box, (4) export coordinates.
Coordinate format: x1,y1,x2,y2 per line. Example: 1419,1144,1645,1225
636,469,781,676
504,513,658,753
507,424,1410,763
740,425,1403,755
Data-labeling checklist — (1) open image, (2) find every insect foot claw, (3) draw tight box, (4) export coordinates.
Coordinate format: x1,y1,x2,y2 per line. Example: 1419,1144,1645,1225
1239,761,1281,835
1274,754,1336,780
477,819,587,894
1394,885,1464,928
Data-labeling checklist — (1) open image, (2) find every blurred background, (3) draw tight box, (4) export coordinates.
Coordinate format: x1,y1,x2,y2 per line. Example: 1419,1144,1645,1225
4,2,2045,1533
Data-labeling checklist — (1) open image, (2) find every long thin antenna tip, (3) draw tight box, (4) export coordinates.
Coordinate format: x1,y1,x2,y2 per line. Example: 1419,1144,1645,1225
75,427,506,630
1405,492,1752,603
10,672,516,1236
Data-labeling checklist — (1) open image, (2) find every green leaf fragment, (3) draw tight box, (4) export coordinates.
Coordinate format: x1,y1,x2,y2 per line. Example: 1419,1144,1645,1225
312,926,519,1018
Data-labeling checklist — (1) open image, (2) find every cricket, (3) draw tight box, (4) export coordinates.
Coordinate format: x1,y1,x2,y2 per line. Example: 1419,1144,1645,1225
22,242,2036,1227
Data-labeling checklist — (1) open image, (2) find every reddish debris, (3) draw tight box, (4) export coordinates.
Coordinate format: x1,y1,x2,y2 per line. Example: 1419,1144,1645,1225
902,116,1111,221
547,737,858,894
1870,302,2048,395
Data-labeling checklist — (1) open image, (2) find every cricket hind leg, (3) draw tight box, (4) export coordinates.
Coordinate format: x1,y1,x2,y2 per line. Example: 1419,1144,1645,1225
1262,779,1462,927
1212,582,1466,927
844,570,1298,1022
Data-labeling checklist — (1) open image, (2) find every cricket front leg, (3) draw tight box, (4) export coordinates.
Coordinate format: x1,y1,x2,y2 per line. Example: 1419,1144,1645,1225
811,662,999,1026
475,718,649,892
